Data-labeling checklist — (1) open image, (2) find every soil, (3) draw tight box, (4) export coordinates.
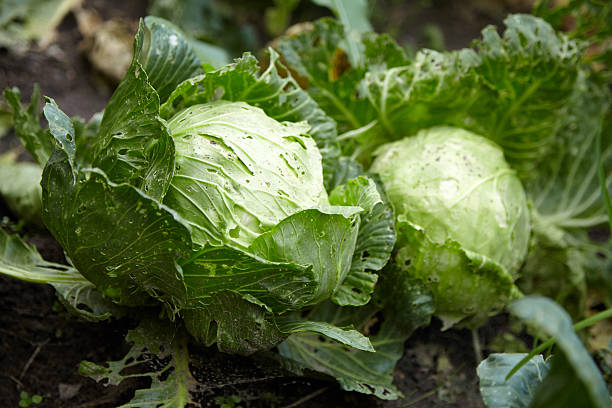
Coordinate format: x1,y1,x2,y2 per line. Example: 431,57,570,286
0,1,529,407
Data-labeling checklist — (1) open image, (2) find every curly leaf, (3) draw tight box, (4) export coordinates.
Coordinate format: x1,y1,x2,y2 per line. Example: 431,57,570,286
329,176,395,306
276,18,408,133
363,48,479,157
362,15,585,173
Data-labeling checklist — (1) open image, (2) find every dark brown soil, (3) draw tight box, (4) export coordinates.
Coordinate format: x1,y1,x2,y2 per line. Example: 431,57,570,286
0,1,526,407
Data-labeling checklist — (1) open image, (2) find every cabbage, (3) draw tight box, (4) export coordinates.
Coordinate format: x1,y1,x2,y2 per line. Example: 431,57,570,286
371,127,530,327
0,17,392,356
166,101,328,250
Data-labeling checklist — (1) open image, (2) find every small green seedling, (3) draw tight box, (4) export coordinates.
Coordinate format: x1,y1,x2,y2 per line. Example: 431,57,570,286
19,391,43,407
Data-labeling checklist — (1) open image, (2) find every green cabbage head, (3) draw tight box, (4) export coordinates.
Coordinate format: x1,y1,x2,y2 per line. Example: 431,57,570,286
166,101,329,251
370,126,530,328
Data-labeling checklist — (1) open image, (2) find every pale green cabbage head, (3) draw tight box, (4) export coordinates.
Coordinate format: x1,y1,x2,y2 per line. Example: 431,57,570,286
165,101,328,250
370,126,530,327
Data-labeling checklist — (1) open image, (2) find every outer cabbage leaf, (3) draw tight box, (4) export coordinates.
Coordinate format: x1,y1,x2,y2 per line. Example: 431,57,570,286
326,156,364,190
526,75,610,230
394,219,519,329
90,21,176,200
375,265,434,339
518,244,587,320
277,318,373,352
0,91,103,226
161,50,341,189
477,354,550,408
138,16,204,103
4,84,103,171
183,291,286,355
468,14,584,175
181,246,316,313
276,18,408,134
249,207,361,306
278,301,401,400
87,16,205,200
509,297,611,408
183,291,373,356
363,14,584,174
73,111,103,170
278,272,433,400
80,318,195,408
519,73,611,315
181,204,363,314
309,0,373,72
363,48,479,158
43,97,76,172
42,152,192,307
53,282,124,322
0,228,87,285
0,228,121,321
38,18,205,308
534,0,611,80
328,176,395,306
